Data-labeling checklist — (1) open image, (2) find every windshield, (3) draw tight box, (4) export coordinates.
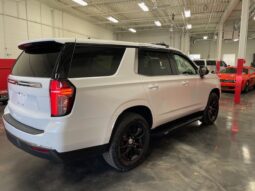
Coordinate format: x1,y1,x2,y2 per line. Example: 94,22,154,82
220,68,249,74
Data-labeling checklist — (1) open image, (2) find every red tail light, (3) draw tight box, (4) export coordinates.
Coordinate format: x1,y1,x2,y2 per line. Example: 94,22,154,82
50,80,75,117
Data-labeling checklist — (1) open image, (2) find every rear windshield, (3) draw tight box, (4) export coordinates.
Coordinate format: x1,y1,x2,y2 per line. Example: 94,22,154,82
68,45,125,78
12,42,63,77
194,60,205,66
221,68,249,74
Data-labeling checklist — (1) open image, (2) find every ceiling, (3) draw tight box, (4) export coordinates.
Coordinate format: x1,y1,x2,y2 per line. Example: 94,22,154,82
45,0,255,38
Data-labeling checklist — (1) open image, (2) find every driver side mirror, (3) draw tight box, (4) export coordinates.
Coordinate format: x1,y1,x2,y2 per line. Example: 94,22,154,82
199,66,209,78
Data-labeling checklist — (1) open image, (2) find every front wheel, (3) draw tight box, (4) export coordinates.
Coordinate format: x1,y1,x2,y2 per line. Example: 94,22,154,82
201,92,219,125
103,112,150,172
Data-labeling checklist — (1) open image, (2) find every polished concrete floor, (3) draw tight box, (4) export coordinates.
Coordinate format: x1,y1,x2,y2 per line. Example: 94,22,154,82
1,91,255,191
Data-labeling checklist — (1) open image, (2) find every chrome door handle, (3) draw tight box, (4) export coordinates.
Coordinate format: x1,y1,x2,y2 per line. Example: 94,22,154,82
148,84,159,90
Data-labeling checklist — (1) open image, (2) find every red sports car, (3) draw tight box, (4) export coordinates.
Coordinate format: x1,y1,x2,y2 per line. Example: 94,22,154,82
218,66,255,93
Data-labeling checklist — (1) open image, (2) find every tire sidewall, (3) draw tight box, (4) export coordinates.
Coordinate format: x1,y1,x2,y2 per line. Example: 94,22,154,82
108,113,150,171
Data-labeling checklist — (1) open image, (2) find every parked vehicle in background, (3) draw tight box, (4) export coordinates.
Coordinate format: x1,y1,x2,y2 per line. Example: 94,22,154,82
193,59,227,73
0,59,15,104
3,38,220,171
218,66,255,93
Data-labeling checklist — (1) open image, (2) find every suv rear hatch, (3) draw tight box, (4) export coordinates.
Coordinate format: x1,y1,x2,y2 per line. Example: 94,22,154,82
7,41,73,131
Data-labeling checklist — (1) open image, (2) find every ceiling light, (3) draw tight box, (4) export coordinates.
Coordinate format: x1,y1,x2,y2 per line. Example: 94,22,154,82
129,28,136,33
107,16,119,23
72,0,88,6
233,38,239,42
154,21,161,27
184,9,191,18
138,2,149,12
253,15,255,20
203,36,208,40
186,24,192,29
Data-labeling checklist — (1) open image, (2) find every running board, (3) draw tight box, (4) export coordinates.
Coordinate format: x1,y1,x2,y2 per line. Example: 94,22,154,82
151,111,203,137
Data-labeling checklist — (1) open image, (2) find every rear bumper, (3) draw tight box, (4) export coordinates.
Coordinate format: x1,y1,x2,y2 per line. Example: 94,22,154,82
3,113,109,161
5,129,108,162
220,82,236,91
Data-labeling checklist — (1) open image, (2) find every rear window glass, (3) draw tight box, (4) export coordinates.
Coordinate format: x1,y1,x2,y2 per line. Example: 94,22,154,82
221,68,249,74
207,60,216,66
12,42,63,77
68,45,125,78
194,60,205,66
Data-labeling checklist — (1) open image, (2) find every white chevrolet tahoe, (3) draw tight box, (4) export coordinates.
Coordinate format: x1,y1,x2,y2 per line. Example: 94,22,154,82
3,39,220,171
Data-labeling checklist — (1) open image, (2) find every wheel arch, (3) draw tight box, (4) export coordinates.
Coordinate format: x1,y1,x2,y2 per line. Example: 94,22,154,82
105,102,153,144
210,88,220,99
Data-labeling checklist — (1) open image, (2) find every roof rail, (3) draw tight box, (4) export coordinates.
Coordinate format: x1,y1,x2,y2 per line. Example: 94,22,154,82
151,42,169,48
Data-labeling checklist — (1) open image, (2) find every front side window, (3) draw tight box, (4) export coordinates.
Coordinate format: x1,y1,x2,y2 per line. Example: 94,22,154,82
68,45,125,78
138,50,172,76
194,60,205,66
207,60,216,66
173,54,197,75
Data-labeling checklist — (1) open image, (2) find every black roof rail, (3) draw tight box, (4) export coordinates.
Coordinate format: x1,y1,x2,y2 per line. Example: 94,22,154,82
151,42,169,48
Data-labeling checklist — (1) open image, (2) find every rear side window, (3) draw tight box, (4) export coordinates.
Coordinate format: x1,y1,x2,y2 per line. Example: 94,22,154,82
12,42,63,77
68,45,125,78
138,50,172,76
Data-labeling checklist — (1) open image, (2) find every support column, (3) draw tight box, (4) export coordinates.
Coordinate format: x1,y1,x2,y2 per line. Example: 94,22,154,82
234,0,250,104
217,24,223,60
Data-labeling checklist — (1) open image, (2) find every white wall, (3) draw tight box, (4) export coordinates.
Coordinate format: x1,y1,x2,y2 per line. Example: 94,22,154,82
190,39,255,65
0,0,115,59
117,30,183,52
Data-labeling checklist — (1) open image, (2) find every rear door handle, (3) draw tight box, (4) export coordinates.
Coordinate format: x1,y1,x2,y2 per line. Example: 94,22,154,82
148,84,159,90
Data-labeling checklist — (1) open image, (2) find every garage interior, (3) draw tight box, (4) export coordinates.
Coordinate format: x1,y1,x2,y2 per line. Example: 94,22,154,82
1,0,255,190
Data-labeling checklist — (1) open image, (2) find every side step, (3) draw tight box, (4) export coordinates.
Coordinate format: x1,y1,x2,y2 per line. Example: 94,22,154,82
151,111,203,137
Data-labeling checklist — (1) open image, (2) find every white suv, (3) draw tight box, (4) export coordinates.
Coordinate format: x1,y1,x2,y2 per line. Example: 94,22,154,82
3,39,220,171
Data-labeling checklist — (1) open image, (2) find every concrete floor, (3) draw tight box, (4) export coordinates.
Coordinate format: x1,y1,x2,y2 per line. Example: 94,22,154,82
0,91,255,191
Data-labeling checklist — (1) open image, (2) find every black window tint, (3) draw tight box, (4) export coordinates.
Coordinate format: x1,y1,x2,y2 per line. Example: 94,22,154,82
207,60,216,66
194,60,205,66
69,46,125,78
173,54,197,75
12,42,63,77
138,50,172,76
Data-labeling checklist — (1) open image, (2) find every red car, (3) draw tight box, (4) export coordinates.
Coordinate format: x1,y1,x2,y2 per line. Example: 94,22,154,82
218,66,255,93
0,59,15,104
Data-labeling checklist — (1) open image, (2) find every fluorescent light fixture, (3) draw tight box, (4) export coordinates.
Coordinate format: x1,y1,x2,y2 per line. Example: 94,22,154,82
72,0,87,6
154,21,161,26
233,38,239,42
186,24,192,29
107,16,119,23
184,9,191,18
203,36,208,40
253,15,255,20
138,2,149,12
129,28,136,33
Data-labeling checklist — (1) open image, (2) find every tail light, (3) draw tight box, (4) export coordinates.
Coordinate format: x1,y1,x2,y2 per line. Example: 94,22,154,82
50,80,75,117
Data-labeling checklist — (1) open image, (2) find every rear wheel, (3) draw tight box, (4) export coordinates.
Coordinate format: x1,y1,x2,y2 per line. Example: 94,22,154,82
103,112,150,172
201,92,219,125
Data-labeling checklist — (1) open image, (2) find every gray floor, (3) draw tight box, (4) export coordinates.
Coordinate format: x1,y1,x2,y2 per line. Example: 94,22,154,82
1,91,255,191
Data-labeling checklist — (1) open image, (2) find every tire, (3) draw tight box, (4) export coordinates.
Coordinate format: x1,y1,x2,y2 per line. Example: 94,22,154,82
103,112,150,172
243,82,249,93
201,92,219,126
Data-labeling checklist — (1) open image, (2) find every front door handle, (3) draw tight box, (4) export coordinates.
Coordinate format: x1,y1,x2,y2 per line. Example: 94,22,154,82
148,84,159,90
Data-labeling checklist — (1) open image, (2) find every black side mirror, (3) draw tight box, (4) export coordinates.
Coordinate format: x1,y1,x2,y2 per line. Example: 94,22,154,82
199,66,209,78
